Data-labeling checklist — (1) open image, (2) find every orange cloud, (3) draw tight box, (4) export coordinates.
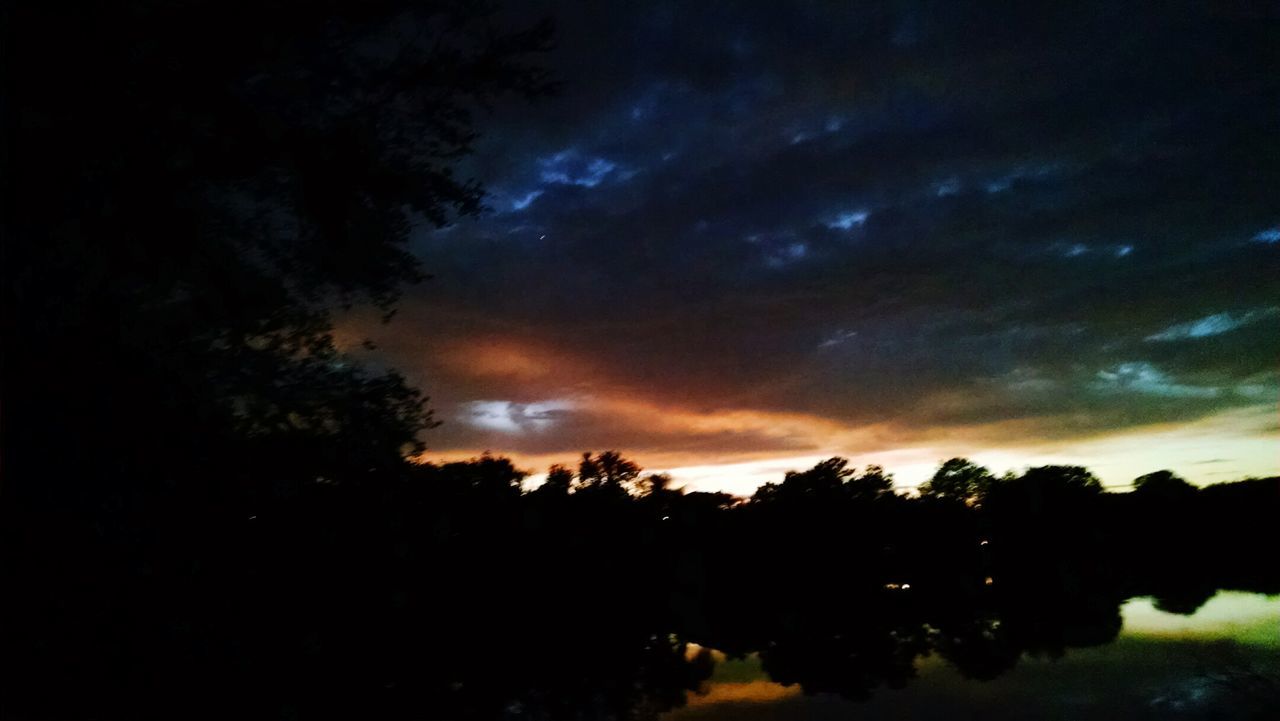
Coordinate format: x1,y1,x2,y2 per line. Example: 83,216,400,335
439,337,557,381
356,327,1277,495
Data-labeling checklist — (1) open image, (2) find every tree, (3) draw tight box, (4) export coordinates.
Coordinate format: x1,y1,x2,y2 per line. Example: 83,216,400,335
920,458,995,506
1018,465,1104,493
639,472,676,497
983,465,1103,517
430,454,527,499
2,4,553,719
577,451,643,491
749,458,897,508
537,464,576,496
1132,470,1196,498
850,464,896,499
4,1,556,492
754,457,855,503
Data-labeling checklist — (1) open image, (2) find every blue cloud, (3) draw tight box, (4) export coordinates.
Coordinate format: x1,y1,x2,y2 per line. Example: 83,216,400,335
537,150,620,188
1146,309,1277,342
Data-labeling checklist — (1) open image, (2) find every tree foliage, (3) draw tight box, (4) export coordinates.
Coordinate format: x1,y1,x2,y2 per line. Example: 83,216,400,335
2,5,553,718
919,457,995,506
1132,470,1196,498
4,0,555,491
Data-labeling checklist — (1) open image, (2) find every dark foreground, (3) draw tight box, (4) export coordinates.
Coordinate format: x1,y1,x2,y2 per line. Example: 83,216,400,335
4,454,1278,720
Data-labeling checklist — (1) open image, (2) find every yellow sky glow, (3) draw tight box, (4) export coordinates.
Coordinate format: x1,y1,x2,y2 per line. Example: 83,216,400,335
427,402,1277,496
369,333,1278,495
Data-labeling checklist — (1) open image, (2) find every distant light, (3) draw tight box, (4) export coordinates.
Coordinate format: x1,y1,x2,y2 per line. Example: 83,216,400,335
985,576,994,586
979,540,989,546
662,515,670,521
539,235,547,240
901,583,911,590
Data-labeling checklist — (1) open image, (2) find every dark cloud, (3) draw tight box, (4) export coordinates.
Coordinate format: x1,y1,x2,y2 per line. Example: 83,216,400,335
354,1,1280,464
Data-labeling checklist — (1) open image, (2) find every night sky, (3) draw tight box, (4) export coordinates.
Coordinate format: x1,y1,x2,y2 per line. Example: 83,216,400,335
343,0,1279,493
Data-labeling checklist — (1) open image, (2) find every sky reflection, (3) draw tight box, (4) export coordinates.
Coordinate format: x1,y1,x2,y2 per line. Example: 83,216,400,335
1121,592,1280,646
666,592,1280,721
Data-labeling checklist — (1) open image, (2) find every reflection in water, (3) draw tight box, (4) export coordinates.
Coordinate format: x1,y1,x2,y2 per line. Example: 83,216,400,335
1123,592,1280,645
682,678,802,707
6,457,1278,720
667,593,1280,721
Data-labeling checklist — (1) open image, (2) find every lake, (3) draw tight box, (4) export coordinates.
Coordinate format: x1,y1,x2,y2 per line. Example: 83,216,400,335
665,592,1279,720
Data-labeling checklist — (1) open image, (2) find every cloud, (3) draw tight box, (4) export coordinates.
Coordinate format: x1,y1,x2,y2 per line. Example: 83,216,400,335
436,337,562,382
344,0,1280,487
1091,362,1220,399
460,399,576,433
1145,309,1279,342
536,149,621,188
1252,227,1280,244
510,190,543,211
827,210,870,230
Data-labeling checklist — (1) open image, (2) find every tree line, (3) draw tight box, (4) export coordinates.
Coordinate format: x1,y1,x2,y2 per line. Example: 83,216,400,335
5,447,1276,720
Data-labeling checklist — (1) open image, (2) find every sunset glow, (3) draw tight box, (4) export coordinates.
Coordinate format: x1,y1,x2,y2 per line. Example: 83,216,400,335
331,0,1278,491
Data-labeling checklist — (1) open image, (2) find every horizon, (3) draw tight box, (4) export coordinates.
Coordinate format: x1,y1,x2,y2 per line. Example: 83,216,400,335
423,425,1278,498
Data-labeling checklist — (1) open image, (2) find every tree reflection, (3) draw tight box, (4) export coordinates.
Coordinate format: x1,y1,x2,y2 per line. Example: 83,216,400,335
3,453,1276,720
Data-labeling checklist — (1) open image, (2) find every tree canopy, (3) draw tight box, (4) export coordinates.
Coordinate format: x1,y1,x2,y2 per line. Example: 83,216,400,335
919,458,995,506
4,0,555,492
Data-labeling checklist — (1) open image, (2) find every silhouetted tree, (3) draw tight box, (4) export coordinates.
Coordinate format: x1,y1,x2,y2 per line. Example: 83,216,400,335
2,3,553,720
577,450,643,492
984,464,1103,519
423,453,527,500
6,0,557,480
774,456,855,498
920,457,995,506
639,472,676,497
849,463,897,500
750,457,896,505
537,464,576,496
1133,469,1197,498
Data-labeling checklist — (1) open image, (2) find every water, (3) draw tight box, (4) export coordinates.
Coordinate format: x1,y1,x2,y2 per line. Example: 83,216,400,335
666,592,1279,720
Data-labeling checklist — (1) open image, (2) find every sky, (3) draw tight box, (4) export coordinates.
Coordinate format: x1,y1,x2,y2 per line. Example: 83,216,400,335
342,0,1279,493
